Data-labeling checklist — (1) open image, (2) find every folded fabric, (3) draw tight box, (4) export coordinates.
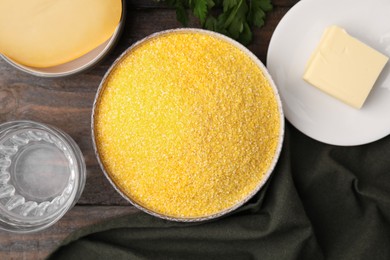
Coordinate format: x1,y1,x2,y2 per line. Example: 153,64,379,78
48,123,390,260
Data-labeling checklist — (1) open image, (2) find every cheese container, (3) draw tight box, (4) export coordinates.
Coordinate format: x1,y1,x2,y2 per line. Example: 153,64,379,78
91,29,284,222
0,0,125,77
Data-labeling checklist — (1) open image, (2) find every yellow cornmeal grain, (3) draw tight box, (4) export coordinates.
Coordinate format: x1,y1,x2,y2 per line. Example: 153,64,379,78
94,31,281,218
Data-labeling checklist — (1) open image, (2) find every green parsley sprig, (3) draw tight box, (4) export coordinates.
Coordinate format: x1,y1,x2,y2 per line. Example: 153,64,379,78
155,0,273,45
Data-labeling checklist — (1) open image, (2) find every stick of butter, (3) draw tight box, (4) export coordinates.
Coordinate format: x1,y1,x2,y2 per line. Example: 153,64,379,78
303,26,389,109
0,0,122,68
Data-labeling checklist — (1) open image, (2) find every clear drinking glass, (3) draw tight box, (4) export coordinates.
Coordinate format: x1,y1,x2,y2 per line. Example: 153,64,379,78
0,120,86,233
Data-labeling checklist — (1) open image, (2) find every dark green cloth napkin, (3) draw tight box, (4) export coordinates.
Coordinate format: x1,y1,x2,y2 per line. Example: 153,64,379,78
48,123,390,259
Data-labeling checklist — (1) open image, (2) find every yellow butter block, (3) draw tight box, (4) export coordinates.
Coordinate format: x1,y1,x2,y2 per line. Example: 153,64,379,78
303,26,388,109
0,0,122,68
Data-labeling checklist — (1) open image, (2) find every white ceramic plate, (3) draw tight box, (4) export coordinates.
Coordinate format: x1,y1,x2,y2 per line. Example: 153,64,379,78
267,0,390,146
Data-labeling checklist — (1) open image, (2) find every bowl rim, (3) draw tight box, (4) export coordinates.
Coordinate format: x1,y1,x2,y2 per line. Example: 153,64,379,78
0,0,126,78
91,28,285,222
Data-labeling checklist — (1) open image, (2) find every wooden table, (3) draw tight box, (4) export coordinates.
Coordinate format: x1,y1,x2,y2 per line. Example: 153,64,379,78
0,0,298,258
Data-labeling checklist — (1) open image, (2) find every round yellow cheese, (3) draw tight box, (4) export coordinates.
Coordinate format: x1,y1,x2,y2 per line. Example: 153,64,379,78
0,0,122,68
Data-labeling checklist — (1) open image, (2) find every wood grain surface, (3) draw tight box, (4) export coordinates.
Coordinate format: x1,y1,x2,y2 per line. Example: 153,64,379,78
0,0,298,258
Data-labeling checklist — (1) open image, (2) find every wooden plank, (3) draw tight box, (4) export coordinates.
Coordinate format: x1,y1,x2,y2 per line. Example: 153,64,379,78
0,206,138,260
249,6,293,64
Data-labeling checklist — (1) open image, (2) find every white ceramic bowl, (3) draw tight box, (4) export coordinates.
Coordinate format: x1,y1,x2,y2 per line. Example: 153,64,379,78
91,29,285,222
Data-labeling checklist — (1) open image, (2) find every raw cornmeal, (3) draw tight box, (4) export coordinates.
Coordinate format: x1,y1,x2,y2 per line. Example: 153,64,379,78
94,31,281,218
